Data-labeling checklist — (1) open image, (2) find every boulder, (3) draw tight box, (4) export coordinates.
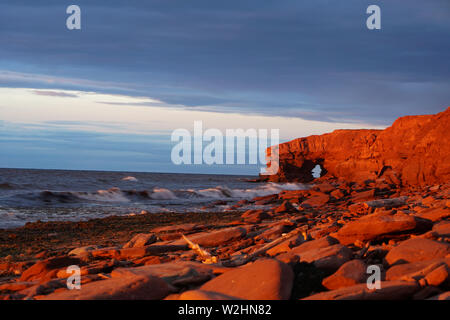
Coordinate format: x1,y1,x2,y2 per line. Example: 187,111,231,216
336,212,432,245
416,207,450,222
290,236,339,256
171,227,247,247
273,201,297,214
200,259,293,300
40,274,169,300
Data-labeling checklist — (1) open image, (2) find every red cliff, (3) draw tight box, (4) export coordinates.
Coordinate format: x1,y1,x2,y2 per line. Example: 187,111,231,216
263,107,450,186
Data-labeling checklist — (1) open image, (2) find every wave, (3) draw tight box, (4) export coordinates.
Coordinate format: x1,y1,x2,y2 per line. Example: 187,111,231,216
2,182,308,206
121,176,138,182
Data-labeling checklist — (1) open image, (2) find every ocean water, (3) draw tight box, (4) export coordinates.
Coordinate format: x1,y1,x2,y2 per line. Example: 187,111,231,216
0,168,308,229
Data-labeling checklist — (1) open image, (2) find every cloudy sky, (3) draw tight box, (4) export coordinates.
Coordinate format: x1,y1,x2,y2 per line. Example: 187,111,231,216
0,1,449,174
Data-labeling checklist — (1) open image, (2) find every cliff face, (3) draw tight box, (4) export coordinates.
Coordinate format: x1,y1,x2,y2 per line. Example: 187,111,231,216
264,107,450,186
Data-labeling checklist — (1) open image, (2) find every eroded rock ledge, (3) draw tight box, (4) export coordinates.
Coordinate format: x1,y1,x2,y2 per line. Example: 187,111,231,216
262,107,450,186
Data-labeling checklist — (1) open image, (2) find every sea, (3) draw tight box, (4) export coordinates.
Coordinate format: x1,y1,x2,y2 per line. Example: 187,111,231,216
0,168,308,229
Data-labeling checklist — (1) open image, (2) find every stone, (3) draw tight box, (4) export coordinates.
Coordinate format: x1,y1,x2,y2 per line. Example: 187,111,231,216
263,107,450,187
40,274,169,300
171,227,247,247
178,290,240,300
424,264,449,287
123,233,157,248
322,260,367,290
386,259,450,281
416,207,450,222
296,244,353,271
266,234,304,256
301,193,330,207
313,183,335,194
200,259,293,300
432,221,450,237
110,261,215,286
290,236,339,256
20,256,83,282
427,291,450,300
336,212,432,245
351,190,376,202
385,238,450,266
273,200,297,214
303,281,419,300
241,210,270,223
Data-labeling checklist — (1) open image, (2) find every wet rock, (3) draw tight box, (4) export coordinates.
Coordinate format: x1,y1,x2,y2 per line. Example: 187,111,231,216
200,259,293,300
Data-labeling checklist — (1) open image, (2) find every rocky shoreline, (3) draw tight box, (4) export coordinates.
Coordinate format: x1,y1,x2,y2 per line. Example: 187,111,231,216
0,178,448,300
1,108,449,300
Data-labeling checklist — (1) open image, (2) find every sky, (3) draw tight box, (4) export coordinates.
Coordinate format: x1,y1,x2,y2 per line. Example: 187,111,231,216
0,1,449,175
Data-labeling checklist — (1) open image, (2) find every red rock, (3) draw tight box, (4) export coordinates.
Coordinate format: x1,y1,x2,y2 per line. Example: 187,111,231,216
432,221,450,237
322,260,367,290
313,183,335,194
241,209,270,223
296,244,353,271
178,290,240,300
385,238,450,266
336,212,432,245
171,227,247,247
273,200,297,214
330,189,345,200
266,234,304,256
386,259,450,281
427,291,450,300
416,207,450,222
20,256,83,282
290,236,339,256
40,274,169,300
351,190,376,202
424,264,450,287
302,281,419,300
262,108,450,186
123,233,157,248
301,193,330,207
200,259,293,300
111,261,215,285
152,223,202,233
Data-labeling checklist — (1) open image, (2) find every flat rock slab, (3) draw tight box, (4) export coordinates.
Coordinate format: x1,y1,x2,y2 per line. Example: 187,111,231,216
200,259,294,300
290,236,339,256
303,281,419,300
40,274,169,300
385,238,450,266
296,244,353,271
416,207,450,222
336,212,432,245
